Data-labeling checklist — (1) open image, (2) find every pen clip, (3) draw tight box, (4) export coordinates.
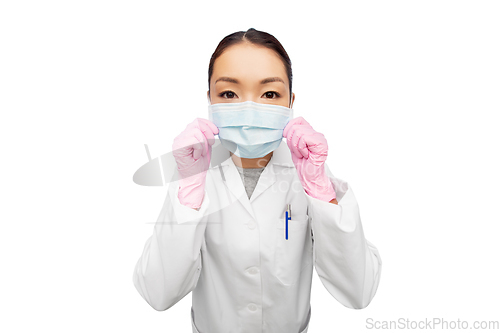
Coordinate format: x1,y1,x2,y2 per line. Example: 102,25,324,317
284,204,291,240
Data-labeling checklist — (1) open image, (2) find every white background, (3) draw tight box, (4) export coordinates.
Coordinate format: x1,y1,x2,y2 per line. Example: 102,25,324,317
1,0,499,332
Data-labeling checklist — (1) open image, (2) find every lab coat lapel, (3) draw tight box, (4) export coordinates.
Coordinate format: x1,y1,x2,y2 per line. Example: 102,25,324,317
248,159,277,203
220,158,256,220
250,140,294,202
214,139,295,219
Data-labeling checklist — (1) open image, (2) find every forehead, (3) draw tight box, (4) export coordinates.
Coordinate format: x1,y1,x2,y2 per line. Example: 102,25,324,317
212,43,287,85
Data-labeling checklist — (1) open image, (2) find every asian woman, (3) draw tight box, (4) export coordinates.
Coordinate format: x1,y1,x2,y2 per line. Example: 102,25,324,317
133,28,382,333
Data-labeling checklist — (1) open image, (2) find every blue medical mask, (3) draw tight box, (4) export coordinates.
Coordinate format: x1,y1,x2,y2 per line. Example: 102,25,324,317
207,98,294,158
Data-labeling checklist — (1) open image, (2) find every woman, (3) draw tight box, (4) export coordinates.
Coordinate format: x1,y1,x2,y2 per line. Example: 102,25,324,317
133,28,382,333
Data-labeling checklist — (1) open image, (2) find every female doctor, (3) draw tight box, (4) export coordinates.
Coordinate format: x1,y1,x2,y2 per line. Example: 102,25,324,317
133,28,382,333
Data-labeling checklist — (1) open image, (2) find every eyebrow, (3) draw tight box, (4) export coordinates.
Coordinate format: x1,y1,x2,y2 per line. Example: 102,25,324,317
215,76,285,85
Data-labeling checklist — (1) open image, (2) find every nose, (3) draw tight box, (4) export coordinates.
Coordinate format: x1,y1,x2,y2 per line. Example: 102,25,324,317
241,95,258,103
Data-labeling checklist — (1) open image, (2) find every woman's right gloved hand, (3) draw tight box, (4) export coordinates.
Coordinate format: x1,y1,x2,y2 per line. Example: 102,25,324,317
172,118,219,209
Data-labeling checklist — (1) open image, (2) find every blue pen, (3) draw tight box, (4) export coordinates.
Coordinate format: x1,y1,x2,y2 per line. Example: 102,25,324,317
284,204,291,240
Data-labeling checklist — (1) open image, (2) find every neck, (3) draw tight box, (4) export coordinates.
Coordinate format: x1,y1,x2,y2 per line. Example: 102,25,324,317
231,151,273,169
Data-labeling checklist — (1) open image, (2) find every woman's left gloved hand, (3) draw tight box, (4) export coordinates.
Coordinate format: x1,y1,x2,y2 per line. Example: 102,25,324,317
283,117,336,202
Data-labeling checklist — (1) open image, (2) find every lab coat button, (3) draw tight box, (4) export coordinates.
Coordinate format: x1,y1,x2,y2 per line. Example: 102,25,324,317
247,221,256,229
247,303,257,311
248,267,259,275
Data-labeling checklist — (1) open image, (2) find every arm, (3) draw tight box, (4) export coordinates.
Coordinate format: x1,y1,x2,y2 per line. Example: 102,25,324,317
282,116,381,307
306,164,382,309
132,179,210,311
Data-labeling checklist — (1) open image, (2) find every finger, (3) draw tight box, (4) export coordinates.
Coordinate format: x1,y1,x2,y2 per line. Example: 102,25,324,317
196,119,217,146
283,117,302,138
297,132,311,159
307,132,328,157
287,125,303,159
283,120,293,138
192,129,206,159
283,117,299,138
295,116,312,128
197,118,219,137
173,132,196,158
294,127,310,159
173,121,208,158
283,116,312,138
179,128,204,159
285,135,300,160
285,125,295,155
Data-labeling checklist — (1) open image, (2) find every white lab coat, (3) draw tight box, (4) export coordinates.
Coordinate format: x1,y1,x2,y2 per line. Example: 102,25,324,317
133,139,382,333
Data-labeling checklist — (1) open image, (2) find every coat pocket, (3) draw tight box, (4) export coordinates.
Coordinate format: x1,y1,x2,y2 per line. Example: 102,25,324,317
274,215,311,286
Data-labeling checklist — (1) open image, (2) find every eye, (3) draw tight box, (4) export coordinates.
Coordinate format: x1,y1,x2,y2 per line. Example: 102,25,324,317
262,91,281,99
218,90,237,99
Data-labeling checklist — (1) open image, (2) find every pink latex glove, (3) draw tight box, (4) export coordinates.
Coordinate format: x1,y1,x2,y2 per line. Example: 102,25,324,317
283,117,336,202
172,118,219,209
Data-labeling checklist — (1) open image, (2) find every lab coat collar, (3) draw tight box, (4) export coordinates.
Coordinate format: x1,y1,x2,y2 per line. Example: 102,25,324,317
212,139,294,219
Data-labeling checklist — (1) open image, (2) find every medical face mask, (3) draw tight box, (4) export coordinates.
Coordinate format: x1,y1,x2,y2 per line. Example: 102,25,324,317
207,98,294,158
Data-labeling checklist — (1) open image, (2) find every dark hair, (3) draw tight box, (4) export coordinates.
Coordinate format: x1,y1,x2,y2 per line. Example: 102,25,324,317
208,28,293,105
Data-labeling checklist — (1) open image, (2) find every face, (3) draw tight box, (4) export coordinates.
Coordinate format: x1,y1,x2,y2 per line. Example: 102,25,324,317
208,42,295,108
